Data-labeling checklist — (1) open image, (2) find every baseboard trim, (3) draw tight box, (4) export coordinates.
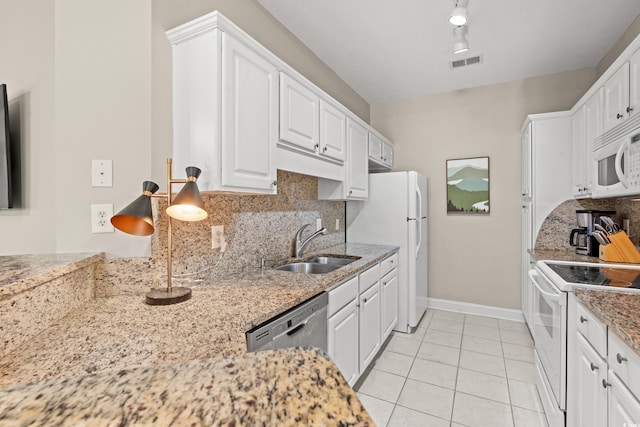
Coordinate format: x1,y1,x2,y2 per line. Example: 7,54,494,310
427,297,524,322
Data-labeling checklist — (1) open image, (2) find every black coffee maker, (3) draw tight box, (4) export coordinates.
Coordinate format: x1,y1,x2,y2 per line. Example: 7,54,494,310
570,209,616,256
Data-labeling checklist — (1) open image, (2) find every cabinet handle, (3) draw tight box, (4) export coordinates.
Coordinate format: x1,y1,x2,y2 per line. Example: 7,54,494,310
602,379,611,389
617,113,624,119
272,180,277,186
580,316,588,323
349,190,353,195
390,260,394,264
323,146,328,152
362,297,368,303
314,143,319,150
616,353,628,364
590,362,599,371
383,281,387,285
628,106,634,114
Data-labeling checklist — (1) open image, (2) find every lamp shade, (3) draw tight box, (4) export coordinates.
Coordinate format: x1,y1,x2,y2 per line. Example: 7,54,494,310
111,181,159,236
166,166,208,221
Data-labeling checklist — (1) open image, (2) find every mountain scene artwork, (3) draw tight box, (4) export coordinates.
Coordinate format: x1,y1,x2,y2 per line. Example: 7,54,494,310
446,157,490,214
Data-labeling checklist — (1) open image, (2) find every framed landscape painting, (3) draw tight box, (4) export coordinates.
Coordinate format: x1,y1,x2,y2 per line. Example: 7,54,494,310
446,157,490,214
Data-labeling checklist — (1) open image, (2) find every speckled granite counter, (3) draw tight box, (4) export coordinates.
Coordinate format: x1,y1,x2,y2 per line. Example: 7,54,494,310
0,253,103,298
0,243,397,386
531,248,614,264
0,347,373,426
574,289,640,357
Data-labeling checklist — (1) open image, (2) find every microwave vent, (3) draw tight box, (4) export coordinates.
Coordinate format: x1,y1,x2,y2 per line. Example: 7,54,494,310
450,55,483,70
593,112,640,151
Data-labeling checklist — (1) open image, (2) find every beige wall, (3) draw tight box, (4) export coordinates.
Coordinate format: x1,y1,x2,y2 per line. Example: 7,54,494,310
597,14,640,78
0,0,56,254
150,0,370,186
370,68,596,309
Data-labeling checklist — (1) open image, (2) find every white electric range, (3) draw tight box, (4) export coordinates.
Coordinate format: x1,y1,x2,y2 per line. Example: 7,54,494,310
530,260,640,427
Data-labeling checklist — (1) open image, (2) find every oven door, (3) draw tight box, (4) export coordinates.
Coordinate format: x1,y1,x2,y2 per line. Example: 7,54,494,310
529,267,567,411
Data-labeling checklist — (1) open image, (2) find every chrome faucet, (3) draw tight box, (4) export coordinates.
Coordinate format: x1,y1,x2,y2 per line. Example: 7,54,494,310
294,223,327,258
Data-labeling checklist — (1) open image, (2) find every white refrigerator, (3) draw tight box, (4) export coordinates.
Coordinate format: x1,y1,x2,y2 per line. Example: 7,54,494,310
346,171,428,333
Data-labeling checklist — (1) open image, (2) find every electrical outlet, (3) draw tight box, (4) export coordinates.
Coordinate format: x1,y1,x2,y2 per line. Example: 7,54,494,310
336,219,340,231
91,204,114,233
211,225,224,249
316,218,322,231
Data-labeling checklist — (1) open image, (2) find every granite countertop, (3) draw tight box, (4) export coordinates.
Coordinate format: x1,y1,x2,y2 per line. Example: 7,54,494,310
0,253,104,299
0,243,397,386
530,248,614,264
574,288,640,357
0,347,374,426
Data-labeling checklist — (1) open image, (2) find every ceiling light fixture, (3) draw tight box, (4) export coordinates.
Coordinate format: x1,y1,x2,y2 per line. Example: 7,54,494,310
449,0,469,26
453,25,469,54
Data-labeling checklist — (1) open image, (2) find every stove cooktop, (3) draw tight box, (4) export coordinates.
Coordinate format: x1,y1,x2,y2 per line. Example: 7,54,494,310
545,263,640,289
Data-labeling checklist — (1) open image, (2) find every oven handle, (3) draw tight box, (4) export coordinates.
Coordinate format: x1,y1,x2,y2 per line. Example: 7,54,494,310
528,269,566,306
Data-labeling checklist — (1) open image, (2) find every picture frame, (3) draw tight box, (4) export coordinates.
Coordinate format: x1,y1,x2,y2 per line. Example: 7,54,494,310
446,157,490,214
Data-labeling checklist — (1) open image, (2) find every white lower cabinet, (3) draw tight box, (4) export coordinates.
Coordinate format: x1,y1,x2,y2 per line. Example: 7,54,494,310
327,299,359,386
569,301,640,427
359,281,381,370
326,253,397,386
574,333,608,427
381,269,398,341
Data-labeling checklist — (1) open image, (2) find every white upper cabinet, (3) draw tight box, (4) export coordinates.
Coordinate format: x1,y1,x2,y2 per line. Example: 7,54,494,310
368,130,394,170
279,72,319,153
346,118,369,199
221,33,278,192
603,49,640,134
168,13,278,194
319,99,346,162
603,64,629,133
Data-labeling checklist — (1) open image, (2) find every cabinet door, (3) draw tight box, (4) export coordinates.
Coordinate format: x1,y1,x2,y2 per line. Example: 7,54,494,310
368,132,383,162
573,333,608,427
630,49,640,120
603,63,630,133
381,270,398,341
279,73,319,153
328,299,359,386
319,99,346,163
584,88,603,195
608,372,640,427
382,142,394,168
346,118,369,199
359,281,381,371
571,107,586,197
221,33,278,193
521,122,532,199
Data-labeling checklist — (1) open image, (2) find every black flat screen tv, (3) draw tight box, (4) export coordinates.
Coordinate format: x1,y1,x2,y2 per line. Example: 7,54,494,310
0,84,12,209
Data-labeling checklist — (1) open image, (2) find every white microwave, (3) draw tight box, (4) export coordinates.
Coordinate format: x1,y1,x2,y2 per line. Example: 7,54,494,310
592,125,640,198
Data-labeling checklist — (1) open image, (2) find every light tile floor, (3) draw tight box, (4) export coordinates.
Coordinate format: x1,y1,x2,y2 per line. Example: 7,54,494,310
355,309,548,427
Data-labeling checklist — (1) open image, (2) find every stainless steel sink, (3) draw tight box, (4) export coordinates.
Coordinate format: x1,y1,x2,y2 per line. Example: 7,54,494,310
274,262,340,274
306,256,360,266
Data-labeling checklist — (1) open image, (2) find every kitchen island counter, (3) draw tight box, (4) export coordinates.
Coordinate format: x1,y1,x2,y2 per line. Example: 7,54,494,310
0,347,373,426
0,243,397,386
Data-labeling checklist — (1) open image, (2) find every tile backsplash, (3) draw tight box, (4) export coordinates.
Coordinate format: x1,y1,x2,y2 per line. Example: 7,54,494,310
535,197,640,250
149,170,345,286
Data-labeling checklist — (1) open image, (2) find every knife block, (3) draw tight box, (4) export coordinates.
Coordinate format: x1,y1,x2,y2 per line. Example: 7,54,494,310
598,231,640,263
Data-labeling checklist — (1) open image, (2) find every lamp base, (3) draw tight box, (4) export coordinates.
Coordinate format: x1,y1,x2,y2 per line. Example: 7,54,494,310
145,287,192,305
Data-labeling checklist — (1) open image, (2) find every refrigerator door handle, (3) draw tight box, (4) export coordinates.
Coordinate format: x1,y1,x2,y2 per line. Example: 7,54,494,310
415,185,423,258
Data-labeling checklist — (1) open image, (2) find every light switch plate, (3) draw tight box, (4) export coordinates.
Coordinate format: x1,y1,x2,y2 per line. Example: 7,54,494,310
211,225,224,249
316,218,322,231
92,160,113,187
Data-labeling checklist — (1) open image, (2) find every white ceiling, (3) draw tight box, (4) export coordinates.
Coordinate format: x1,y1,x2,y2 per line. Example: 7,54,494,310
257,0,640,104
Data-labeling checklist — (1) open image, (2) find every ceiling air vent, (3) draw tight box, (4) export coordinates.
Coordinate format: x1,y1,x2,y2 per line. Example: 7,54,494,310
450,55,483,69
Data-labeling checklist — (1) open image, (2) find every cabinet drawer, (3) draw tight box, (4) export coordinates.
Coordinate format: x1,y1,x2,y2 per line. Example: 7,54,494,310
380,253,398,277
359,263,381,293
328,275,358,318
608,331,640,399
576,302,607,356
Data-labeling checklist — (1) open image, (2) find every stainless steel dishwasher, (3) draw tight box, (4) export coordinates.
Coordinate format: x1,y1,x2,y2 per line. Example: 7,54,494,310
246,292,328,352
